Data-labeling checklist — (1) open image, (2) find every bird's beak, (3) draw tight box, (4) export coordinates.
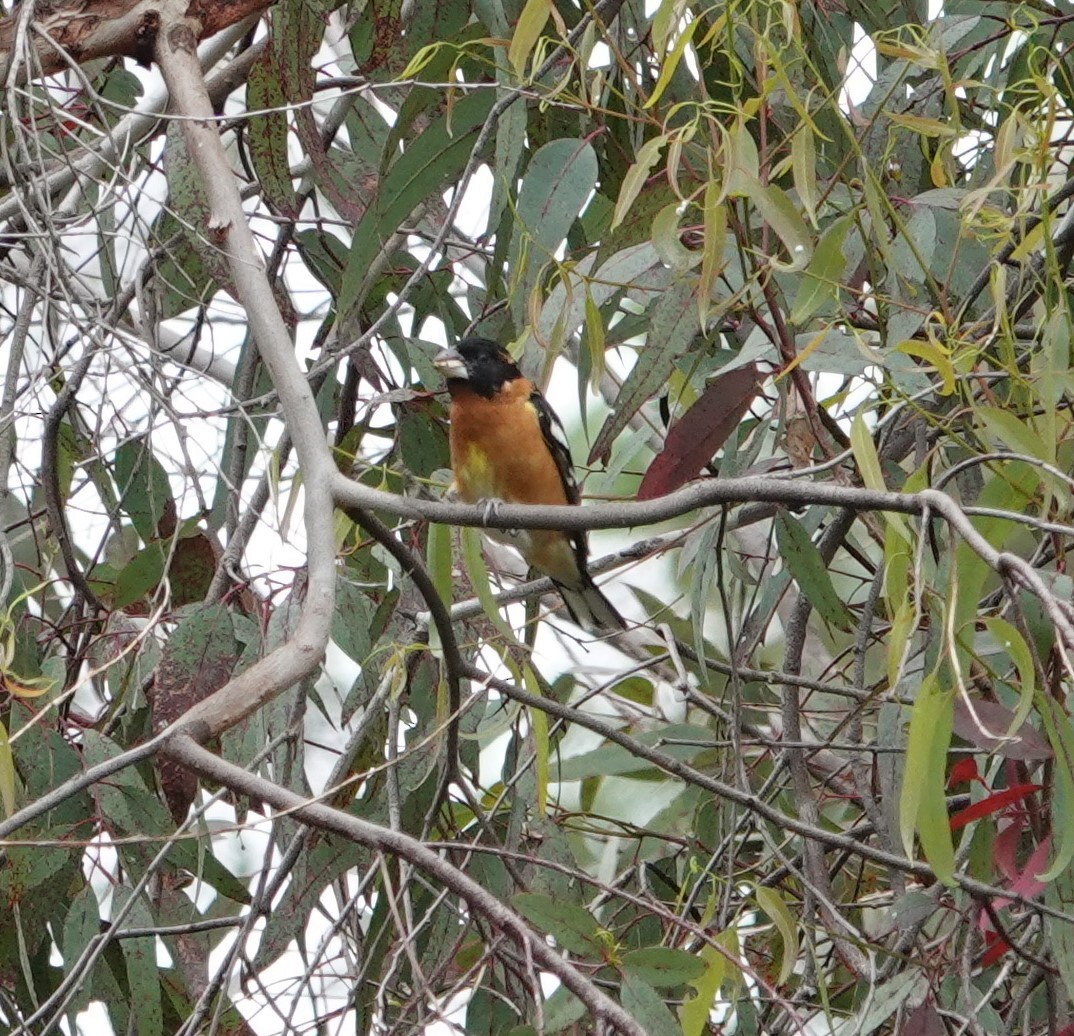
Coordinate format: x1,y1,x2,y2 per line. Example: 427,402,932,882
433,348,468,380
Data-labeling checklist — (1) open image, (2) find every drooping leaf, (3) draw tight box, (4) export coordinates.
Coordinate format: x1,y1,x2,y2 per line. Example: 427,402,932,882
113,438,176,543
899,671,955,883
774,509,854,631
637,363,760,500
338,88,495,321
246,46,300,217
621,971,680,1034
679,943,726,1036
588,279,699,464
754,885,799,985
151,603,238,820
509,137,599,329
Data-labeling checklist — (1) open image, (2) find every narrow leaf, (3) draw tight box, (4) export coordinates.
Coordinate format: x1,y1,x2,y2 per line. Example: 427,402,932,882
774,509,854,631
509,0,551,78
638,363,760,499
588,279,698,464
0,720,13,816
754,886,799,985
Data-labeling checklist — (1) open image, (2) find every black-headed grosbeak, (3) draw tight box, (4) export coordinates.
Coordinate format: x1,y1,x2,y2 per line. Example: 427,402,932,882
434,337,624,634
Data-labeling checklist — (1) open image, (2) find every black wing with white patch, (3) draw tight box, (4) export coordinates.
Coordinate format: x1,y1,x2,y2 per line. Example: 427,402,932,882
530,388,580,506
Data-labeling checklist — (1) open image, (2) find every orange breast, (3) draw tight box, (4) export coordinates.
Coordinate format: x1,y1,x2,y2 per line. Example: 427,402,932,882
447,382,570,508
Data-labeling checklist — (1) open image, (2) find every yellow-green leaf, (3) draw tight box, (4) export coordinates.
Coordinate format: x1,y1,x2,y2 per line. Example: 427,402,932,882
646,17,699,109
850,411,885,493
698,181,726,325
899,671,955,883
523,663,549,816
789,216,851,326
460,526,520,644
754,885,799,984
982,618,1035,733
509,0,551,78
792,126,819,227
611,134,667,231
1036,696,1074,882
0,720,13,817
680,943,725,1036
426,521,454,654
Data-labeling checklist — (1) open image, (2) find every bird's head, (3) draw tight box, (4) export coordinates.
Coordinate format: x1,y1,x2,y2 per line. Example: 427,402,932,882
434,338,522,399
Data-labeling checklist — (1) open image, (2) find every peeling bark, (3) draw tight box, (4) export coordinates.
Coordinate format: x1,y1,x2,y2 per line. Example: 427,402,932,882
0,0,274,80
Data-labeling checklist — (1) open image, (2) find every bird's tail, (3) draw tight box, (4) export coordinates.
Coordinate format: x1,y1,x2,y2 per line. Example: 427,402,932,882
555,576,625,635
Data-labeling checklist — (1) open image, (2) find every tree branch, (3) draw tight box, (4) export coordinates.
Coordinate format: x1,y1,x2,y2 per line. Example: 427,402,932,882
164,732,648,1036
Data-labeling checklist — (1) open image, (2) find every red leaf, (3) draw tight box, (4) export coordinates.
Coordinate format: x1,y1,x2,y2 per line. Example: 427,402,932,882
947,756,980,788
979,930,1010,968
636,363,761,501
951,698,1052,760
902,998,945,1036
993,821,1022,882
949,784,1041,831
1009,836,1050,900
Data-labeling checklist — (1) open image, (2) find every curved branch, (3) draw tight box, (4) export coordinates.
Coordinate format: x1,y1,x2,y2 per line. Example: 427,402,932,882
150,5,335,733
164,732,648,1036
0,0,273,81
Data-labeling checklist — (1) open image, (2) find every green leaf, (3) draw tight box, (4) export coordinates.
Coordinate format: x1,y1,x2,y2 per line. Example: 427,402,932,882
555,724,711,780
774,509,854,631
976,405,1054,465
246,49,299,217
113,438,175,543
486,80,527,235
792,124,819,226
1036,695,1074,882
646,17,699,109
332,575,372,663
754,885,799,985
112,544,166,609
588,279,698,464
622,971,680,1034
850,969,928,1036
426,521,454,655
1046,865,1074,1006
679,943,725,1036
114,887,162,1036
621,946,707,988
508,0,551,78
460,526,519,643
981,618,1035,734
0,719,14,817
652,200,700,272
899,671,955,883
542,984,587,1031
511,894,604,958
523,663,549,817
338,89,495,322
746,182,813,270
509,138,599,327
789,216,851,326
162,122,235,296
611,134,667,231
62,885,100,1014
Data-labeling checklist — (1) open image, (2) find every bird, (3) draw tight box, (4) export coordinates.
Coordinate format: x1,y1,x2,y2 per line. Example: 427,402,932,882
433,337,624,634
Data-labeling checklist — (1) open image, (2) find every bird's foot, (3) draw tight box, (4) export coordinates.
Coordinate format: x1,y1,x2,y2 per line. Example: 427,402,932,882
479,497,518,538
